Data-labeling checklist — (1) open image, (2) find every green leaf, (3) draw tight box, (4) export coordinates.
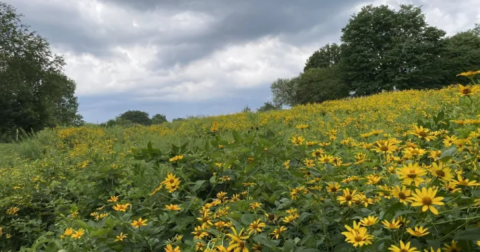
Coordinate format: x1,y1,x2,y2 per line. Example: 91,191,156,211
440,146,457,162
106,217,115,228
334,243,352,252
232,130,241,143
73,220,89,230
299,212,313,223
252,234,279,249
184,196,196,212
172,144,179,154
297,248,321,252
180,142,189,152
283,240,295,252
90,228,110,237
454,228,480,240
192,180,206,193
240,214,255,225
209,176,216,184
382,202,404,220
393,210,415,219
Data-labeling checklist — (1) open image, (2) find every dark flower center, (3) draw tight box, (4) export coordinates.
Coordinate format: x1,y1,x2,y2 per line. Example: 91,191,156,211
436,170,445,177
422,197,432,206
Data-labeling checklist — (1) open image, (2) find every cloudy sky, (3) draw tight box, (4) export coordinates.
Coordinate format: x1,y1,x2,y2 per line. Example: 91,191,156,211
5,0,480,122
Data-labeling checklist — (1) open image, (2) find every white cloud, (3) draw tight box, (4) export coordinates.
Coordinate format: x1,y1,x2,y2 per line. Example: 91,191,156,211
63,35,310,102
8,0,480,111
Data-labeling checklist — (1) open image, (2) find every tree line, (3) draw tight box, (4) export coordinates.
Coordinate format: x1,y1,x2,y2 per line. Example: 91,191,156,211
270,5,480,107
102,110,172,127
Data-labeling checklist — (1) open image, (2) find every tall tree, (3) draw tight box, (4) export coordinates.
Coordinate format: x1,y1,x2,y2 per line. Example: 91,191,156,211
270,77,300,107
117,110,151,125
441,28,480,84
270,67,349,107
304,43,342,71
151,114,167,124
295,66,350,105
340,5,446,95
0,2,80,140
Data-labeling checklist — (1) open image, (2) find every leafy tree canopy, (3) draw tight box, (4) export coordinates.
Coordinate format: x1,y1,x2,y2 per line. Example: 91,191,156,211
151,114,167,124
270,77,300,107
271,67,350,107
295,66,350,105
304,43,342,71
117,110,151,125
0,2,81,141
441,27,480,84
340,4,447,95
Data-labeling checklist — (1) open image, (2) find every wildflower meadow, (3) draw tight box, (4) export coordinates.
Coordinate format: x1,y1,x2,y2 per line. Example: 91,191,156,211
2,71,480,251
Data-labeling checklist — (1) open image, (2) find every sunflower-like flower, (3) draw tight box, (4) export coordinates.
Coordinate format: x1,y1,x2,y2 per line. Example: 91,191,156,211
360,216,378,226
341,221,373,247
397,163,427,186
458,84,479,97
247,219,266,234
443,241,460,252
226,227,250,252
408,125,436,141
337,188,357,207
382,219,401,230
406,226,429,237
408,187,444,215
429,162,454,182
388,241,419,252
391,185,411,204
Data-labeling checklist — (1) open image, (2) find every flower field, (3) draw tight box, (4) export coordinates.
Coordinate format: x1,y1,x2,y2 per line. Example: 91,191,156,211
2,73,480,251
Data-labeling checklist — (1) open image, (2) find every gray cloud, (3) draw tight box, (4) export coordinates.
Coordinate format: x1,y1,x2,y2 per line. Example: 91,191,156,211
13,0,361,65
4,0,479,122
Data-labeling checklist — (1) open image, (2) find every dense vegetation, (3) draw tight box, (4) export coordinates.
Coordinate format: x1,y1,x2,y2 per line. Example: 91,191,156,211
3,1,480,252
2,74,480,251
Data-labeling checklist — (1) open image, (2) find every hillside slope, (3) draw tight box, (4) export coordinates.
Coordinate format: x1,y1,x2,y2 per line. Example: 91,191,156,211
1,84,480,251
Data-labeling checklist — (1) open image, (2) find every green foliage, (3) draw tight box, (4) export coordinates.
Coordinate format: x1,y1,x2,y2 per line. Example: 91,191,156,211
304,43,342,71
470,23,480,37
340,4,447,95
151,114,167,124
441,30,480,85
271,67,349,106
1,82,480,251
257,102,281,112
295,67,350,105
117,110,151,126
0,2,80,142
242,106,252,113
271,77,300,107
172,118,185,122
